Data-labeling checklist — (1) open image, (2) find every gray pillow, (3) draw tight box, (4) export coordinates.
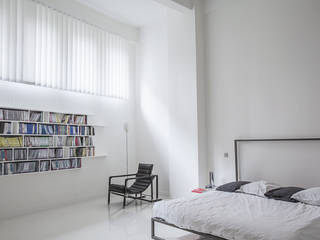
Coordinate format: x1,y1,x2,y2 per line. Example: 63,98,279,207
216,181,250,192
265,187,304,203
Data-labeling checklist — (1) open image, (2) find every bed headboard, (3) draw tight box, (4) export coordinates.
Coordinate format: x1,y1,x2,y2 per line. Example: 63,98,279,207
234,138,320,188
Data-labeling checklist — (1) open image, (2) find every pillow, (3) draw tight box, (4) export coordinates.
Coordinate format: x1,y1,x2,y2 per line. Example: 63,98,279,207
216,181,250,192
265,187,304,203
292,187,320,206
239,180,279,197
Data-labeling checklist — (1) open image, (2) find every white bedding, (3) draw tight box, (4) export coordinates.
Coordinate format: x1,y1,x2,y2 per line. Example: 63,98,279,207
153,190,320,240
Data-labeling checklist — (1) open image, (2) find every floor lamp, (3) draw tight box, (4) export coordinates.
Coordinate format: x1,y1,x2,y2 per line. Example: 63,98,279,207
124,122,129,175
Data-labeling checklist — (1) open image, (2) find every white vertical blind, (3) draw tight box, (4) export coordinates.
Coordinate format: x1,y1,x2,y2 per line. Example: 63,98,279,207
0,0,131,99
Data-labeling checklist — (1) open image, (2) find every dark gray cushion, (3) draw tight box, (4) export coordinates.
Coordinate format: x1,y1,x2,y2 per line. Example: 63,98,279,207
109,184,126,193
265,187,305,203
216,181,250,192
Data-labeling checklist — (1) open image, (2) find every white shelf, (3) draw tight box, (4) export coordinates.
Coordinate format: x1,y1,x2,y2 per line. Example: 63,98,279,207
0,107,101,176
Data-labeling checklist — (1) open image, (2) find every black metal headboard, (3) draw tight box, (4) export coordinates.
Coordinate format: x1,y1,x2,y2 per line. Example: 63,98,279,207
234,138,320,181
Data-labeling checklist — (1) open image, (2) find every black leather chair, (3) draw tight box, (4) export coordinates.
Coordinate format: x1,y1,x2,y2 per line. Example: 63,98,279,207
108,163,161,207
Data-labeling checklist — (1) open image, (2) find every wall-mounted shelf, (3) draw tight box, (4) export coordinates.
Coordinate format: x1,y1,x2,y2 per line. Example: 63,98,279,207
0,107,97,176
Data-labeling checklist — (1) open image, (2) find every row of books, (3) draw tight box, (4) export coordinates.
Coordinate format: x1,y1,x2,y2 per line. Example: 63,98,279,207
0,109,88,125
25,136,53,147
70,147,95,157
0,137,23,147
0,109,29,121
0,136,94,148
55,136,93,146
1,147,94,161
6,124,94,136
4,161,39,175
49,113,87,125
29,148,63,160
51,158,81,170
2,158,82,175
38,125,94,136
0,122,12,134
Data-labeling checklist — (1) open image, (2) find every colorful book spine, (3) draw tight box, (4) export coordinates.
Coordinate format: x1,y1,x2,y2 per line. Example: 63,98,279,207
19,123,37,134
0,122,12,134
0,149,13,161
39,125,54,135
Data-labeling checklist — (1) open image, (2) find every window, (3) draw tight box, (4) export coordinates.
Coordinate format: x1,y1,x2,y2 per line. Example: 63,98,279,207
0,0,131,99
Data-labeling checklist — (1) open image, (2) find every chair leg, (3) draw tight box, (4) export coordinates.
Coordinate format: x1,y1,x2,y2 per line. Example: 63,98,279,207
123,195,126,208
108,190,111,205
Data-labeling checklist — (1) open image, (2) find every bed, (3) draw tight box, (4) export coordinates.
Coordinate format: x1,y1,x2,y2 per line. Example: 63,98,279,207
151,138,320,240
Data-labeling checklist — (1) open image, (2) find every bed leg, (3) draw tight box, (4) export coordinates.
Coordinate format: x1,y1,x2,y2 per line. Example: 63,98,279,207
151,218,155,238
151,218,165,240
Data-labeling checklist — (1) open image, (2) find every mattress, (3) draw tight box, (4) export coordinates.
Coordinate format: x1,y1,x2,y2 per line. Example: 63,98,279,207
153,190,320,240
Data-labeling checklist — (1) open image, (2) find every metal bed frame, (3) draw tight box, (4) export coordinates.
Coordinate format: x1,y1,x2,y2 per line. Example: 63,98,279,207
151,137,320,240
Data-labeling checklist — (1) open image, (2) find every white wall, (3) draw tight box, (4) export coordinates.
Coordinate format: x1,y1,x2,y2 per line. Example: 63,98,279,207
204,0,320,185
136,15,170,196
136,5,202,198
194,1,208,188
167,8,199,198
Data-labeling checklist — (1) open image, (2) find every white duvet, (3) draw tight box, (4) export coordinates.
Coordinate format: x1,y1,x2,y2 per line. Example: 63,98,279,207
153,190,320,240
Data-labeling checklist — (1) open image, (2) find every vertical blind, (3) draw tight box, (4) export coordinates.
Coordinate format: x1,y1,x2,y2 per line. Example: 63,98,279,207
0,0,130,99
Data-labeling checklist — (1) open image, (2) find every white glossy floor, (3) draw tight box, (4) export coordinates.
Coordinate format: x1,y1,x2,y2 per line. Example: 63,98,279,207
0,196,204,240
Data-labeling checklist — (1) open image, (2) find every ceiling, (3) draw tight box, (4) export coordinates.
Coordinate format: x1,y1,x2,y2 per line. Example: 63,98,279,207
75,0,168,27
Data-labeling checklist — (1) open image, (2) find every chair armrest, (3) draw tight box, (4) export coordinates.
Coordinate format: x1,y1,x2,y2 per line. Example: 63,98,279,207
108,173,137,186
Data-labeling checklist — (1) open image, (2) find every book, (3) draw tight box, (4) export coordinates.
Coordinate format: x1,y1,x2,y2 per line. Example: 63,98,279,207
14,149,27,161
19,123,37,134
0,136,23,147
40,160,50,171
0,149,13,161
30,111,42,122
74,115,87,124
70,147,86,157
84,137,93,146
49,113,73,124
54,125,68,135
39,124,54,135
0,122,12,134
79,126,95,136
68,126,78,135
192,188,207,194
87,147,95,157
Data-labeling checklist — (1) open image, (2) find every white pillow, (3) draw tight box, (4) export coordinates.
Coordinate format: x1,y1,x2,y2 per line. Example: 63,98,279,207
292,187,320,206
239,180,279,197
